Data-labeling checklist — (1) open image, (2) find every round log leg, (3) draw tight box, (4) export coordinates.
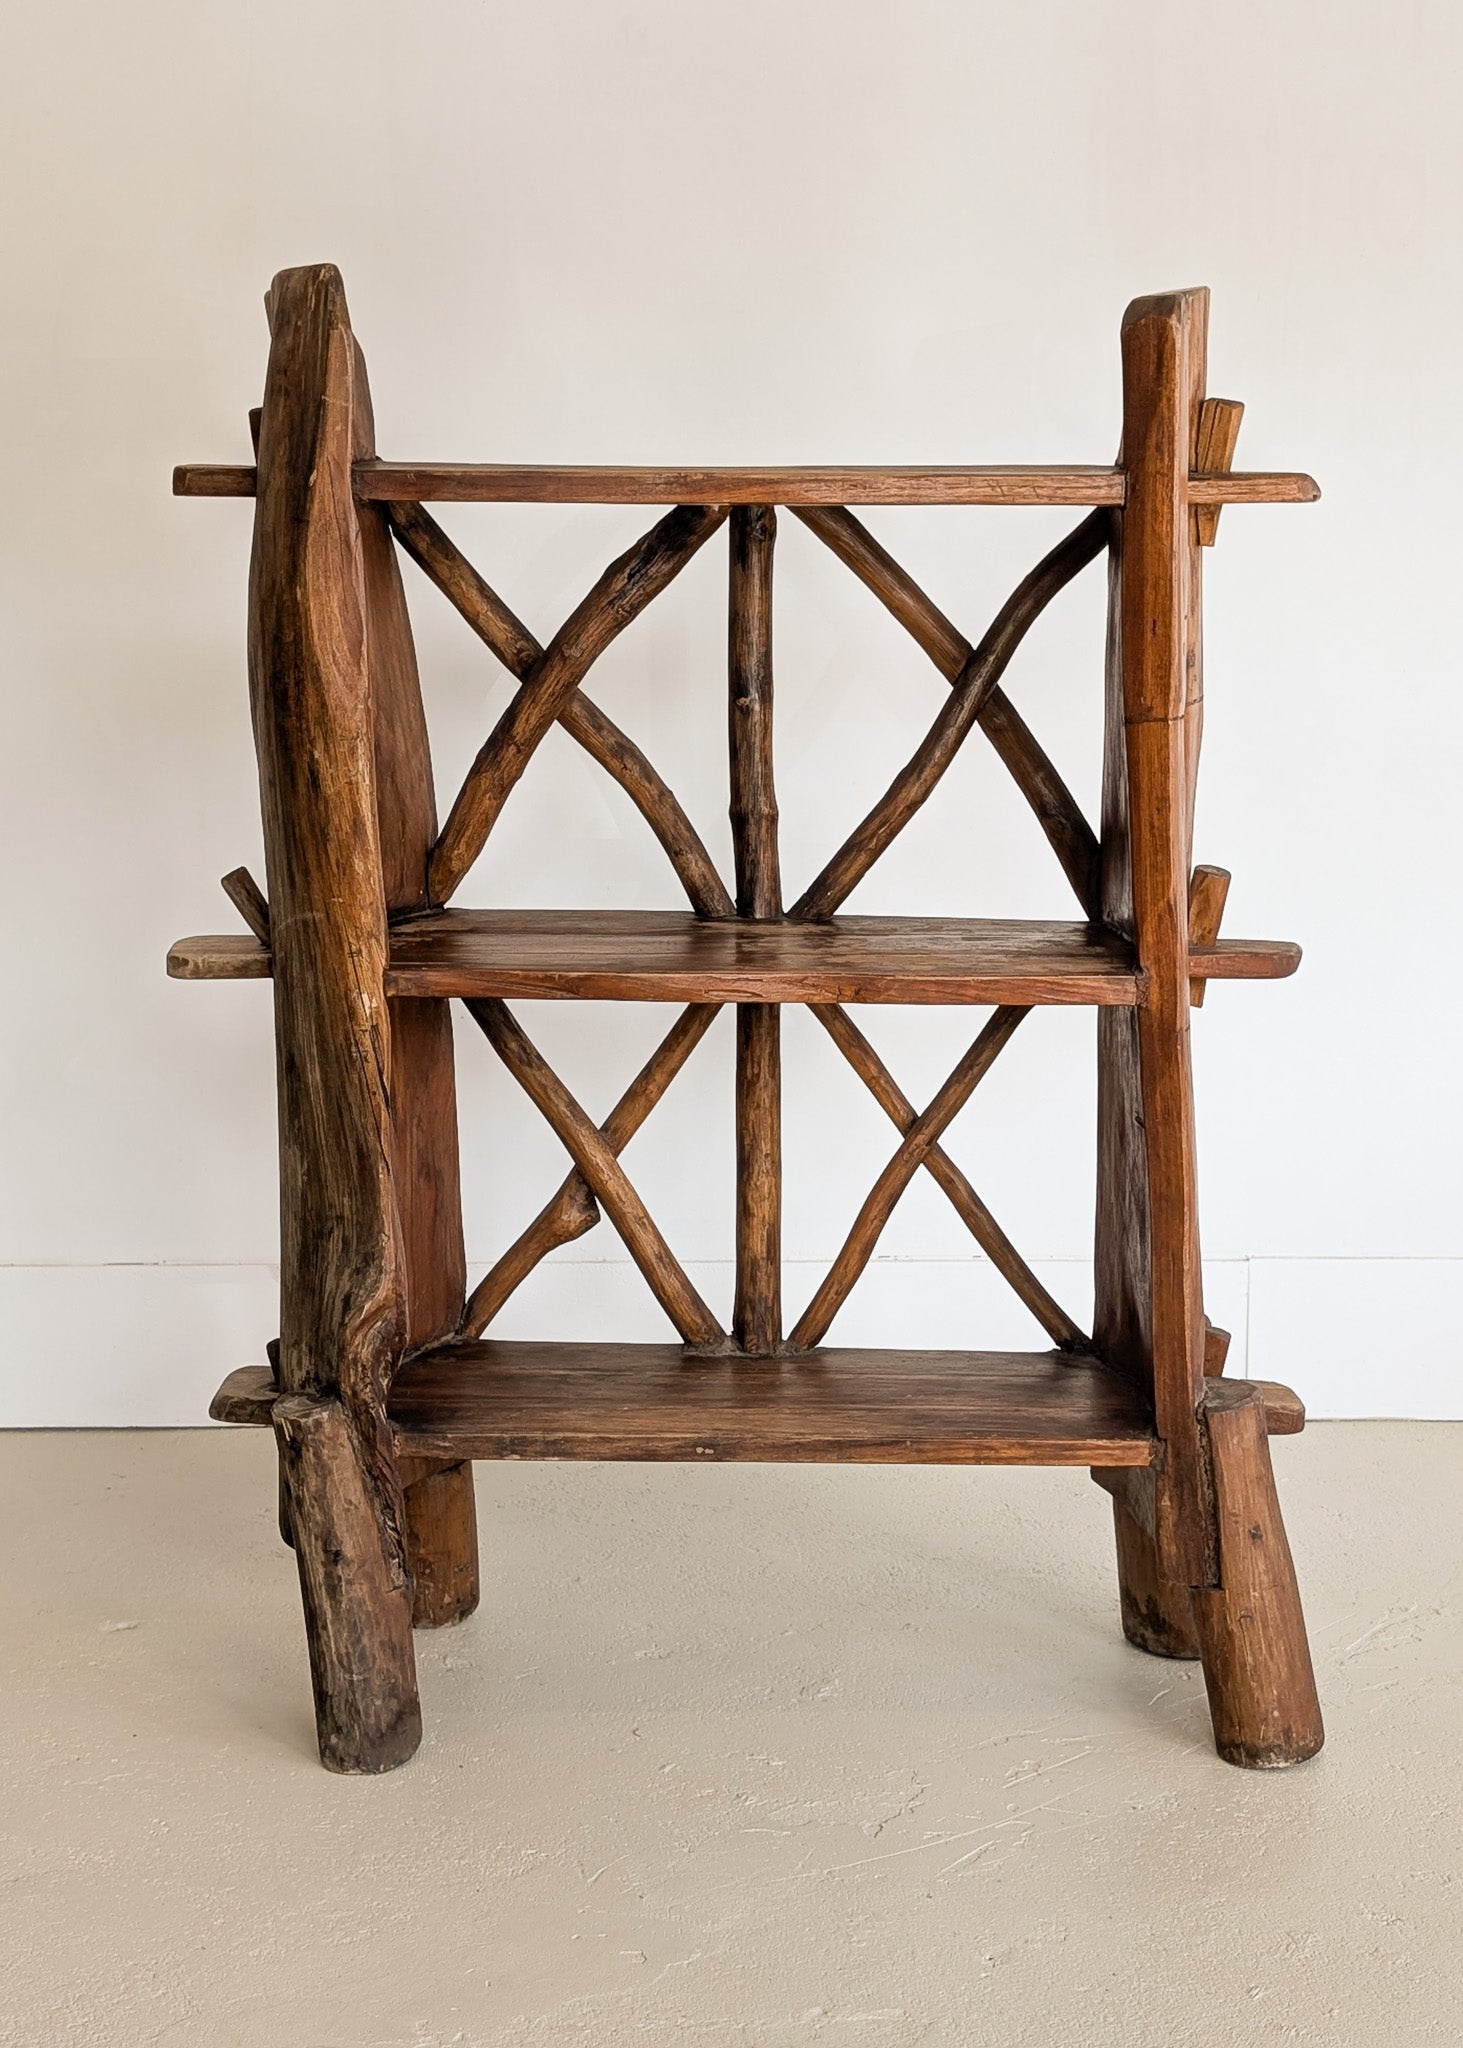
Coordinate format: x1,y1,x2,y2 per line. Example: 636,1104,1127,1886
402,1460,480,1629
1192,1383,1324,1769
274,1395,422,1775
1111,1497,1200,1659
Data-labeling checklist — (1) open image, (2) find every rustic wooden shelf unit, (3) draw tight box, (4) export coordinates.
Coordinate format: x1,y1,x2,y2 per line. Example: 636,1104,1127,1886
174,266,1323,1774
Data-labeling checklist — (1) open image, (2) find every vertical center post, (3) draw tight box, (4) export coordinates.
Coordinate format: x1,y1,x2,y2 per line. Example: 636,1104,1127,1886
728,505,782,1354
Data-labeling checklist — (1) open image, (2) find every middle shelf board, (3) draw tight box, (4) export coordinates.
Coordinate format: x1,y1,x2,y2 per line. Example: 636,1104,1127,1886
167,909,1301,1006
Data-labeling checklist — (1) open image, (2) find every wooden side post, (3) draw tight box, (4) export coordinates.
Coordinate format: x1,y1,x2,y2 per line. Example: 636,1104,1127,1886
1095,288,1211,1595
250,264,420,1770
729,506,782,1356
1193,1382,1323,1766
1090,1468,1200,1658
1095,292,1320,1767
353,333,477,1625
400,1459,481,1628
274,1396,422,1771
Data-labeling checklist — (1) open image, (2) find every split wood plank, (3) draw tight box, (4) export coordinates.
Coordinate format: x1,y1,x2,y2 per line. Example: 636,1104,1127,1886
387,1341,1157,1465
166,914,1301,999
212,1354,1305,1447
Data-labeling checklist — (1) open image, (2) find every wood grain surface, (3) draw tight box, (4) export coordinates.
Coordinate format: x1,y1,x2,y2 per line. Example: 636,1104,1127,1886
167,914,1299,998
1193,1380,1325,1766
385,1342,1157,1466
175,462,1320,508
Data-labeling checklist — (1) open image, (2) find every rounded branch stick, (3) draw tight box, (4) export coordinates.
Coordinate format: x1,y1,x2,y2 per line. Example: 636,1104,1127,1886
789,1006,1029,1351
459,1002,721,1337
792,512,1107,920
728,505,782,920
464,998,727,1350
809,1003,1086,1349
728,506,784,1355
793,506,1103,914
429,504,729,904
389,503,732,917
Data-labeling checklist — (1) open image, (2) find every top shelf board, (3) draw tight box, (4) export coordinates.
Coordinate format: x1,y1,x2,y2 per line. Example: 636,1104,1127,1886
173,462,1321,509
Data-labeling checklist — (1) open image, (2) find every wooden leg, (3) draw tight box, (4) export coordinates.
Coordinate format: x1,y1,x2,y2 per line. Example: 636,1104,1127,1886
273,1394,422,1774
1111,1496,1200,1660
1192,1383,1323,1769
402,1459,480,1628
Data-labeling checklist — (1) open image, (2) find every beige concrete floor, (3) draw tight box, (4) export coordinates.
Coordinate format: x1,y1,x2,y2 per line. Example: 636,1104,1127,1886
2,1424,1459,2047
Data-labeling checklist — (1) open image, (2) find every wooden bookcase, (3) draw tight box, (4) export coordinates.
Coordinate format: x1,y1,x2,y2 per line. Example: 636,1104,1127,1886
173,265,1322,1774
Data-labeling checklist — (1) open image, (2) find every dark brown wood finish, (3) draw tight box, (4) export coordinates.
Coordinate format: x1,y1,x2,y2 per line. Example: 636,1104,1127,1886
246,265,419,1770
388,1342,1157,1465
387,501,732,918
220,866,270,943
1187,863,1231,1007
810,1003,1086,1349
792,511,1109,920
729,506,783,1354
428,504,728,903
167,919,1300,995
402,911,1144,1005
216,1356,1305,1446
1193,1381,1324,1766
1095,288,1211,1591
465,998,727,1350
1193,398,1244,546
177,460,1321,506
354,331,475,1610
728,506,782,921
273,1393,421,1774
1110,1490,1202,1659
792,506,1103,912
790,1007,1027,1350
352,343,468,1364
735,1004,781,1353
178,272,1321,1773
459,1002,720,1337
400,1461,480,1629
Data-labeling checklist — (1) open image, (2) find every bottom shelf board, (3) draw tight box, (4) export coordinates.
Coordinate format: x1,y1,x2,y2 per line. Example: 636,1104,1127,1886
214,1342,1159,1468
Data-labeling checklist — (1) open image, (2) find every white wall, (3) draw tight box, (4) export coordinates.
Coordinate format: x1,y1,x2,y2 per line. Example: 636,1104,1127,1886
2,0,1459,1424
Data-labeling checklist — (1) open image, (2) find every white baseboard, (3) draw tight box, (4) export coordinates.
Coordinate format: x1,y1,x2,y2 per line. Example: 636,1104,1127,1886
1,1257,1457,1425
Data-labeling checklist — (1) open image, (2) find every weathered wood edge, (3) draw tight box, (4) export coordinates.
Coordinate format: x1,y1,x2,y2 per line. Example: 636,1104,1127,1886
175,462,1321,508
166,929,1299,989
